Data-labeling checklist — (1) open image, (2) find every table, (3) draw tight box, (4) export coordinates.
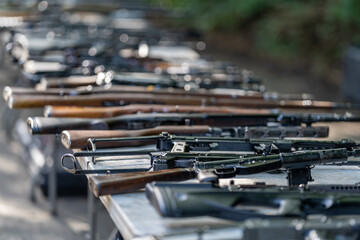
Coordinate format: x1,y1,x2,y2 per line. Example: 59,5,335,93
76,152,360,239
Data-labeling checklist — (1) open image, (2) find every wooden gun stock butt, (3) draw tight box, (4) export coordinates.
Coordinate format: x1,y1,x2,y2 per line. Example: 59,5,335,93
40,75,98,89
45,105,114,118
89,168,196,197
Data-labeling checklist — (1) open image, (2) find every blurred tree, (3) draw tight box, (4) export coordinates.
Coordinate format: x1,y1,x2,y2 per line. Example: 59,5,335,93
155,0,360,82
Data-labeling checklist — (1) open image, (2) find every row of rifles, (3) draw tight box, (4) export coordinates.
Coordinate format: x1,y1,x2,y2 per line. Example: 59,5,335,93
2,1,360,238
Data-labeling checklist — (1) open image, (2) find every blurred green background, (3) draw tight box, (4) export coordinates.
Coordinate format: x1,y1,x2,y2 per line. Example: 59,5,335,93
155,0,360,86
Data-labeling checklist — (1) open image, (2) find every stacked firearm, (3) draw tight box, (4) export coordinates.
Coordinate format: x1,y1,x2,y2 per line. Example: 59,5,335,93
2,1,360,238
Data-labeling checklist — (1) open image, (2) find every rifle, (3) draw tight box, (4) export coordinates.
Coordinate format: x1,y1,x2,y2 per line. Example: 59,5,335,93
36,69,263,90
44,105,274,118
4,85,313,103
7,90,360,109
86,147,360,196
66,135,358,166
26,112,360,134
61,136,359,192
61,125,329,149
145,182,360,220
7,92,271,109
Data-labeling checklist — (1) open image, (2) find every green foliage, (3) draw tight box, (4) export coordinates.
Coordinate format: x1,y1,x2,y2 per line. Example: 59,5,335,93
156,0,360,66
157,0,272,31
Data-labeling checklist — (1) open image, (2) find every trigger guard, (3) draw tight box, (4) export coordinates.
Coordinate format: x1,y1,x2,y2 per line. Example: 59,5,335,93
214,167,237,178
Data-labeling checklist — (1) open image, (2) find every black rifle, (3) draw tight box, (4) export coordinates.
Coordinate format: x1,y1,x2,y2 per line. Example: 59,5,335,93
27,112,360,135
82,147,360,197
62,135,358,174
61,137,360,196
83,147,358,196
145,181,360,220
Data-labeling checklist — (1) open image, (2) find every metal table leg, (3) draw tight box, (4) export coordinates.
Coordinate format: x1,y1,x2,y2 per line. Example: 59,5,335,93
107,227,122,240
88,186,97,240
49,156,57,216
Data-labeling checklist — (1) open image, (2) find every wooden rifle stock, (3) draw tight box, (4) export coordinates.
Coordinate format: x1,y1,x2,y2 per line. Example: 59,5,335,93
89,168,196,197
45,105,273,118
7,92,360,110
38,75,98,89
61,125,212,149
